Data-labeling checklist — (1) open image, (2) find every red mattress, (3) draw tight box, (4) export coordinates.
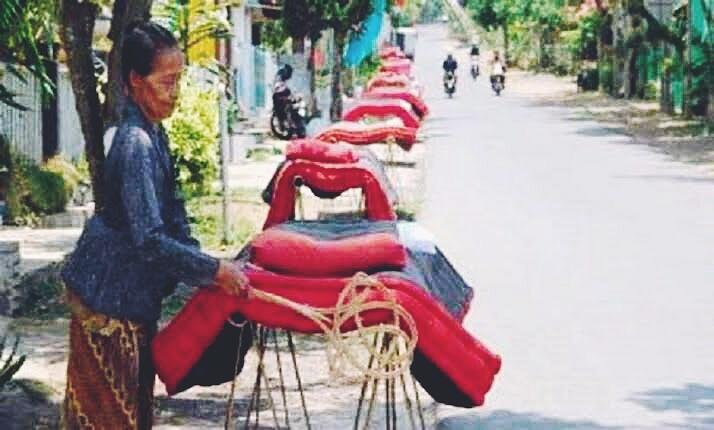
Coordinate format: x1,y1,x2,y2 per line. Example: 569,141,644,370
286,139,359,164
342,99,421,129
363,88,430,118
152,266,501,406
380,59,412,75
263,159,396,228
315,120,417,150
251,228,407,276
379,47,406,60
367,73,412,92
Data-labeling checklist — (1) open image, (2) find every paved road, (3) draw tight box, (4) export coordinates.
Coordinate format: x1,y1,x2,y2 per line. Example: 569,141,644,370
416,25,714,429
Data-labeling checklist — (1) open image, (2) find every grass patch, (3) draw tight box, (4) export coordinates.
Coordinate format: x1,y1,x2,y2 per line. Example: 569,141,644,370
246,146,281,162
185,190,263,252
395,207,416,221
14,379,57,404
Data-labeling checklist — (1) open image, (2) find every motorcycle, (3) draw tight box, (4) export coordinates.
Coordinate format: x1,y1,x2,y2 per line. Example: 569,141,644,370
491,74,505,96
470,60,479,80
444,71,457,98
271,94,308,140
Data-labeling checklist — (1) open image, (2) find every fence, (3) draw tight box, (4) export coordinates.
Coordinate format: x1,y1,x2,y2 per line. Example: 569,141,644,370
57,66,84,161
0,62,43,163
1,62,86,163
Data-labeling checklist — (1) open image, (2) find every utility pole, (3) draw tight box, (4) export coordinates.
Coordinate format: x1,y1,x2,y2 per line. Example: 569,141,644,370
217,4,234,247
218,75,231,246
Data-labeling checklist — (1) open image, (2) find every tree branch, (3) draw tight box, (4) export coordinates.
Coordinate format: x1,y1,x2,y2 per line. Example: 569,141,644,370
628,1,685,51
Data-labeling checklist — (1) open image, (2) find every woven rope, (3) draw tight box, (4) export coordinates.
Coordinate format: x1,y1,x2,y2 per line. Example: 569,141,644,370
248,272,418,382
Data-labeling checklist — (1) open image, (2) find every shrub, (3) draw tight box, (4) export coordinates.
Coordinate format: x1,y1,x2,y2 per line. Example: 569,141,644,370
44,156,85,202
355,53,381,87
164,69,219,198
0,135,68,225
599,62,614,94
27,168,66,214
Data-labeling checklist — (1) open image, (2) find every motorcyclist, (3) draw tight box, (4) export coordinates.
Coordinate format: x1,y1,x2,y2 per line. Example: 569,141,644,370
469,44,480,77
442,53,458,90
442,53,458,74
272,64,294,122
489,50,506,89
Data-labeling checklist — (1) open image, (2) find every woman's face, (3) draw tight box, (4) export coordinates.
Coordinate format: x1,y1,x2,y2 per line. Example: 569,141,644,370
129,48,184,122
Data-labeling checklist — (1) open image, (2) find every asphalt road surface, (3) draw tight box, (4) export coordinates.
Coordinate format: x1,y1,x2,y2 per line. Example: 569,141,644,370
416,24,714,430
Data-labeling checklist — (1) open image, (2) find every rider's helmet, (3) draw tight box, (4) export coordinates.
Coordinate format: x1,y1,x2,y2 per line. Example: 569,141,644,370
277,64,293,81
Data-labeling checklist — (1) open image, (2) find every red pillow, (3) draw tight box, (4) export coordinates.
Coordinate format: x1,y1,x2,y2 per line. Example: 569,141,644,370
286,139,359,164
250,229,407,277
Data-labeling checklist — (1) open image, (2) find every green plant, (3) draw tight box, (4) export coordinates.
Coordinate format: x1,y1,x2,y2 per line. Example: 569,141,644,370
186,194,258,250
27,168,66,214
1,135,67,225
153,0,240,65
44,156,83,202
13,281,68,320
355,53,381,86
164,70,219,198
0,334,26,390
261,20,291,53
599,62,614,94
0,0,55,110
643,81,658,100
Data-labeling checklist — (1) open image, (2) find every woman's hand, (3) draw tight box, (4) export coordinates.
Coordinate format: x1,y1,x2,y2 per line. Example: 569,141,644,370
215,260,251,298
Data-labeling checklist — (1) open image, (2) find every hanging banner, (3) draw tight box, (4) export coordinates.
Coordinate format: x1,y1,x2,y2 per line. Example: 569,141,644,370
344,0,387,67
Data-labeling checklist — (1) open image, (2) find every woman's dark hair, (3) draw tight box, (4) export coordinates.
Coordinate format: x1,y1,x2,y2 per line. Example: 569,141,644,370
121,21,179,82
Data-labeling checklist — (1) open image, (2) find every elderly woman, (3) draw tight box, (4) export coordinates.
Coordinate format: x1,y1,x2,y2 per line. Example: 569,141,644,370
61,22,247,429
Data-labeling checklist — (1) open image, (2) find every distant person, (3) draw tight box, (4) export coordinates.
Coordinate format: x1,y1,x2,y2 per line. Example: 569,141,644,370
470,44,480,78
489,50,506,88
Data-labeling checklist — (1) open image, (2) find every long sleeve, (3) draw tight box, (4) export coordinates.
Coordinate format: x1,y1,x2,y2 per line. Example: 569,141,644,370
168,194,200,248
119,128,218,286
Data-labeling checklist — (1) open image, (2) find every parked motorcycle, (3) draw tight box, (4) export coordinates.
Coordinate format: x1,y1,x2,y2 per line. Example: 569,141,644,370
271,94,308,140
444,71,457,98
271,64,308,140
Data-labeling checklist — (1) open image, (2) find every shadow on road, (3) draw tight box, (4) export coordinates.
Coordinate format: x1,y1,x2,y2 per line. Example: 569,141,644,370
573,126,629,138
437,410,624,430
629,383,714,430
616,174,714,185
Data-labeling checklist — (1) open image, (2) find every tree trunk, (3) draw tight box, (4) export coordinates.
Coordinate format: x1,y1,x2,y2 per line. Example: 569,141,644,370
612,4,627,97
683,0,693,117
661,65,673,114
342,66,354,98
330,30,346,122
308,37,318,117
59,0,106,212
104,0,153,125
292,37,305,54
625,45,639,98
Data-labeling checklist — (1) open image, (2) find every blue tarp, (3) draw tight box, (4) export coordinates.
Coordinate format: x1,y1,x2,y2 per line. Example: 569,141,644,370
343,0,386,67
